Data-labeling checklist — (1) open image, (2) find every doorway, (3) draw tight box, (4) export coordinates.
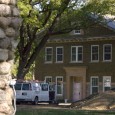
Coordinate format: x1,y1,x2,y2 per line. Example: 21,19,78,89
73,82,81,102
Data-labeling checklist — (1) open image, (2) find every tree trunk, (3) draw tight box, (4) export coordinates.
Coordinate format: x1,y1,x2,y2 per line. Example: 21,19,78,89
0,0,21,115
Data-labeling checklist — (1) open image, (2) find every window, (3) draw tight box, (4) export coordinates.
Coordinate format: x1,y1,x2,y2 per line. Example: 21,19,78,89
74,29,81,35
71,46,83,62
41,84,48,91
22,83,30,90
45,47,53,63
56,76,63,95
90,76,99,94
103,44,112,61
103,76,111,91
15,83,22,90
56,47,63,63
45,76,52,84
91,45,99,62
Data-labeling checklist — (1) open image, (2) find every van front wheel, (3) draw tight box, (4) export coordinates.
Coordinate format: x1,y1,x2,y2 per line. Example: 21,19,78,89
33,97,38,105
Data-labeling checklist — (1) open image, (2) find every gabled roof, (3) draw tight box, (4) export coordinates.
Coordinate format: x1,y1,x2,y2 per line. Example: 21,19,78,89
47,14,115,43
90,14,115,31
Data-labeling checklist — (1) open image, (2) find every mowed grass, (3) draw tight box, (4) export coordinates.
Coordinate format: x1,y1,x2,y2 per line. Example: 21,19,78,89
16,109,115,115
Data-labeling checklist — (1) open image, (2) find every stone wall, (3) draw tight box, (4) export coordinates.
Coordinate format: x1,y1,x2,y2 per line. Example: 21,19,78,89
0,0,21,115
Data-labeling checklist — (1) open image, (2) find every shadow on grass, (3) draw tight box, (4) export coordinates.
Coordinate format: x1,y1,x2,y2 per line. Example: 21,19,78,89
16,109,115,115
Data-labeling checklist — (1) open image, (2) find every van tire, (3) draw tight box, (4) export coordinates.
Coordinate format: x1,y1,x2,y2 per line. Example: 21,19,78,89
33,96,38,105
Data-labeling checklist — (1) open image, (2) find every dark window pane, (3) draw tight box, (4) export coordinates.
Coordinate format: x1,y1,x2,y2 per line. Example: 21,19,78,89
41,84,48,91
57,86,62,94
57,55,62,61
57,48,62,54
15,83,22,90
104,87,110,91
105,54,111,60
105,46,111,52
46,55,52,61
92,54,98,60
47,48,52,54
72,55,76,61
72,47,76,54
92,87,98,94
22,84,29,90
78,54,82,61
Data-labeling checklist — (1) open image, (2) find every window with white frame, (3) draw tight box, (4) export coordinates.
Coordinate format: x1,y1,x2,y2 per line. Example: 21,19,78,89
45,76,52,83
56,47,63,63
103,76,111,91
45,47,53,63
91,45,99,62
71,46,83,62
103,44,112,61
90,76,99,94
74,29,81,35
56,76,63,95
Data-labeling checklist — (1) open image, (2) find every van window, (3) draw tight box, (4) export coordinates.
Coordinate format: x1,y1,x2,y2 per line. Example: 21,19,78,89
22,84,30,90
41,84,48,91
15,83,22,90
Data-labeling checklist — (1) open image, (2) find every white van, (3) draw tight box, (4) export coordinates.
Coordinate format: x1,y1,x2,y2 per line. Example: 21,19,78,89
15,81,51,104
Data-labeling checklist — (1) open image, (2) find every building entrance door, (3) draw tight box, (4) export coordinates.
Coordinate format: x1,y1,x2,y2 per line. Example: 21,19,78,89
73,82,81,102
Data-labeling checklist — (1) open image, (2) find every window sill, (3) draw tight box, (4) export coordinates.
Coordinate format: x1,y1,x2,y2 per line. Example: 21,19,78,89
44,62,53,64
56,94,63,96
90,61,99,63
55,61,63,63
70,61,83,63
102,60,112,62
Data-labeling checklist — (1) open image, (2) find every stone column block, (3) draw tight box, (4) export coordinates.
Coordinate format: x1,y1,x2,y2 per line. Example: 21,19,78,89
0,17,11,29
12,7,20,16
0,28,5,39
5,27,15,37
0,4,11,16
0,62,11,75
0,37,10,49
0,49,8,61
0,0,16,5
0,79,6,89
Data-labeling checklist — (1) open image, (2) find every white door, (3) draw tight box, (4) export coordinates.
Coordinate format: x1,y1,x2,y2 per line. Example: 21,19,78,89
73,83,81,102
39,83,49,101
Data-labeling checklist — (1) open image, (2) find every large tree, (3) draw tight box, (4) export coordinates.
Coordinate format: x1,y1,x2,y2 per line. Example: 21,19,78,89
16,0,115,79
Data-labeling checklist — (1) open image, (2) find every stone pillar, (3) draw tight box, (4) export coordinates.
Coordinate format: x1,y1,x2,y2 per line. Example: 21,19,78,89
0,0,21,115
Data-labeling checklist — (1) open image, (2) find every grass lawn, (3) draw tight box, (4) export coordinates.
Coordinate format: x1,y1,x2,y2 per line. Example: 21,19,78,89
16,109,115,115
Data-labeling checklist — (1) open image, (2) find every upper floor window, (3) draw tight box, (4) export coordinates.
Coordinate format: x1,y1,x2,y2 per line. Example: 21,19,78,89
74,29,81,35
90,76,99,94
91,45,99,62
71,46,83,63
45,47,53,63
103,44,112,62
56,47,63,63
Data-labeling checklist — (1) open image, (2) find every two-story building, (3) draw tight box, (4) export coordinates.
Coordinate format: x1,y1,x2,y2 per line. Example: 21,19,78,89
34,19,115,102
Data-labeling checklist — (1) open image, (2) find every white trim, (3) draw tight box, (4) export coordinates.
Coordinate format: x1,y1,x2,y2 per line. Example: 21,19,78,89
45,47,53,63
103,76,111,92
56,46,63,63
56,76,63,96
90,76,99,94
91,45,99,62
71,46,83,63
103,44,112,62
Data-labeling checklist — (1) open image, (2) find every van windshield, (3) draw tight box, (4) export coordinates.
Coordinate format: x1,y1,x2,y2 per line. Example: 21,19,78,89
15,83,22,90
